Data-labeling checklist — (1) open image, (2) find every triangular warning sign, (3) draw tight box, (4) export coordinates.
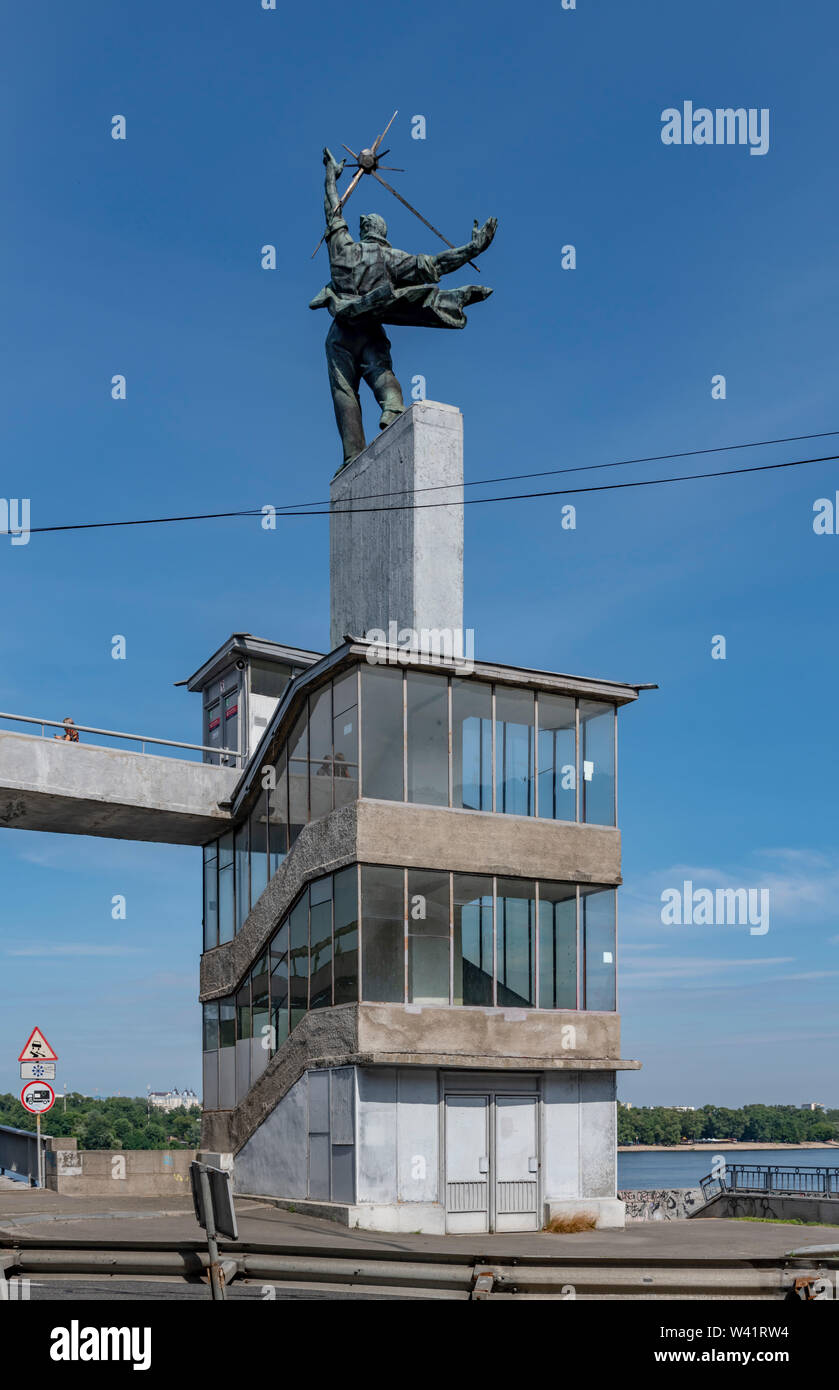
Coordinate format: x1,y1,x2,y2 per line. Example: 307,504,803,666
18,1027,58,1062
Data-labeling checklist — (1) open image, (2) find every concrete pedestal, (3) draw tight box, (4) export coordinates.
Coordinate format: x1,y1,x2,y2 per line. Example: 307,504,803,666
330,401,464,651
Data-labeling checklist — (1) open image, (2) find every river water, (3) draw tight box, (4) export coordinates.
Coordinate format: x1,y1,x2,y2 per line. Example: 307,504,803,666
618,1146,839,1189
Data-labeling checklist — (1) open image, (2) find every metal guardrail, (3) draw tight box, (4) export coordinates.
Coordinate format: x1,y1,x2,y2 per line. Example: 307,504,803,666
701,1164,839,1202
0,711,241,767
0,1124,50,1187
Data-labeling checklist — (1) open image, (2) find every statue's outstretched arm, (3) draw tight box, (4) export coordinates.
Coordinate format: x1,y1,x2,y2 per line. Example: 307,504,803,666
322,147,346,225
431,218,498,276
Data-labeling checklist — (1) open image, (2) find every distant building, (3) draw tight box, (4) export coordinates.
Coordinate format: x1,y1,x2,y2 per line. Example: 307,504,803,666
148,1088,200,1113
801,1102,827,1112
671,1106,695,1112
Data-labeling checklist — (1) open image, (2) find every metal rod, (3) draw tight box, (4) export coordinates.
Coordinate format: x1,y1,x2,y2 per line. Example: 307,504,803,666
371,172,481,273
0,711,238,761
199,1168,225,1301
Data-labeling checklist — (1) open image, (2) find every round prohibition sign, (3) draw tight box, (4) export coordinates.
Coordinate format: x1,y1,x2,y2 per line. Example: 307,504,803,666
21,1080,55,1114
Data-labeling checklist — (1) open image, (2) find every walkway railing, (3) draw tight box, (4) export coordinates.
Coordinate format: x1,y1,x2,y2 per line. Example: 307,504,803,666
700,1163,839,1202
0,1124,50,1187
0,711,241,768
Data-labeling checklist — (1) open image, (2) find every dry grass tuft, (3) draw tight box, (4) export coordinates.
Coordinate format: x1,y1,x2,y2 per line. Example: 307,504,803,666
544,1212,597,1234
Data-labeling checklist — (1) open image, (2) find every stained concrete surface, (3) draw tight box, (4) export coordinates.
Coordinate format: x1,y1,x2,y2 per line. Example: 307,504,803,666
0,1189,834,1262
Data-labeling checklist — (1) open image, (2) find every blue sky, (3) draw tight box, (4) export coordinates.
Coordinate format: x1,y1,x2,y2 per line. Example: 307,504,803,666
1,0,837,1105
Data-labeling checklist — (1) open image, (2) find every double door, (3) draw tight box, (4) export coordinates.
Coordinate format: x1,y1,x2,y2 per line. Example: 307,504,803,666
444,1091,539,1233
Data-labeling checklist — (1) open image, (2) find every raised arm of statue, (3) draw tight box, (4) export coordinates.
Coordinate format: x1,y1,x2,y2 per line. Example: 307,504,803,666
430,218,498,277
322,147,346,226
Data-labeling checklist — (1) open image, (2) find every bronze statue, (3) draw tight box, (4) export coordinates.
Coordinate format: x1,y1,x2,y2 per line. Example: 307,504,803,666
310,136,497,470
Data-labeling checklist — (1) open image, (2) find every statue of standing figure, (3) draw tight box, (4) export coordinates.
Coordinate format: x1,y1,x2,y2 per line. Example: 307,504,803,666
310,148,497,470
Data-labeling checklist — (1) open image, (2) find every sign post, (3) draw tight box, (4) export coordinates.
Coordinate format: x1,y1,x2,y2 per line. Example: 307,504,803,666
18,1030,58,1188
189,1161,238,1301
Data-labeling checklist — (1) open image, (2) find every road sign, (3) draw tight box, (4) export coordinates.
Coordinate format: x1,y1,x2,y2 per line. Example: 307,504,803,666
21,1081,55,1114
18,1028,58,1062
20,1062,56,1081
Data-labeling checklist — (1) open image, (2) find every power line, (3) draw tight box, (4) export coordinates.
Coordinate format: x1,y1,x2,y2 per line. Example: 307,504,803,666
24,448,839,535
280,426,839,510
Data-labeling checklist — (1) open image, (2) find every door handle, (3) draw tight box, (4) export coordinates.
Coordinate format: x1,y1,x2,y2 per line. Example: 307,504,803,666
528,1156,539,1173
478,1156,489,1174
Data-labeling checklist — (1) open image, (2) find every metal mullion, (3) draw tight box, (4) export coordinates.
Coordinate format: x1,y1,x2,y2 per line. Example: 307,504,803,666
356,666,363,796
491,686,497,813
577,887,583,1010
534,881,540,1009
448,871,454,1005
447,678,453,808
356,863,363,1002
492,876,498,1006
613,704,618,828
402,670,408,802
575,700,581,823
533,693,539,819
613,887,619,1014
403,867,408,1005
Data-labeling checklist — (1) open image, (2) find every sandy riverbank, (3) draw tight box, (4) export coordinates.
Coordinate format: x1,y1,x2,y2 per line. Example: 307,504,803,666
619,1141,839,1152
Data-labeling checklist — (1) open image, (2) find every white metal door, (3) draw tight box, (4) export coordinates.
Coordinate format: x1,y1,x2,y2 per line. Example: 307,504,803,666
494,1094,539,1232
444,1094,489,1234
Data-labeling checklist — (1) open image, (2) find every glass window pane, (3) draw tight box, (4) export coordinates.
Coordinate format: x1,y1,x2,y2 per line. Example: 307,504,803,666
236,978,252,1041
310,758,333,823
407,869,450,1004
219,998,236,1048
270,922,289,1049
537,693,576,821
218,832,234,946
333,866,358,1004
309,898,333,1009
538,883,577,1009
495,687,535,816
250,795,269,906
289,897,309,1028
203,845,218,952
360,865,404,1002
580,701,616,826
360,667,403,801
582,887,616,1010
452,678,492,811
406,673,449,806
251,953,270,1050
308,687,332,769
333,761,358,809
250,660,294,699
234,823,249,933
288,760,309,845
496,878,536,1007
288,708,308,763
453,873,494,1006
269,749,288,873
333,672,358,740
202,1001,219,1052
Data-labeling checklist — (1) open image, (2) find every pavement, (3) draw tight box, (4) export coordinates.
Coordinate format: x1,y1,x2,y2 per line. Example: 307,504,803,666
0,1187,836,1262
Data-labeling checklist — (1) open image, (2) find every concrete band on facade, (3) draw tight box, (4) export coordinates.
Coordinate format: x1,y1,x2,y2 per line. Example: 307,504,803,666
200,798,622,1000
201,999,639,1154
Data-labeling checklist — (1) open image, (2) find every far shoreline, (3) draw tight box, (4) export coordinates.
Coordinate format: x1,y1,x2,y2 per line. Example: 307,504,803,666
619,1141,839,1152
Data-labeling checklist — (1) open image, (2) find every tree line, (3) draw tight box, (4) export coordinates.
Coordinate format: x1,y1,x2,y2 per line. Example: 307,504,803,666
619,1103,837,1146
0,1093,202,1151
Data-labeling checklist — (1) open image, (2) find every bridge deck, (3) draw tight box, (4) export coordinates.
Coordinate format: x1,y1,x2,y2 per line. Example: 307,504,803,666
0,731,238,845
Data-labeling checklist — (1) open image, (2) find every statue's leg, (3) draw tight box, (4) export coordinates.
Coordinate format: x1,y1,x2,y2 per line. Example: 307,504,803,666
360,327,405,431
326,322,366,465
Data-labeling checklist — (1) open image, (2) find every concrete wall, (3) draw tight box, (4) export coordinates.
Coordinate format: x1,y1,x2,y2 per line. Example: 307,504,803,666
44,1145,196,1196
620,1188,703,1220
693,1192,839,1224
232,1063,623,1233
330,401,464,650
0,730,237,843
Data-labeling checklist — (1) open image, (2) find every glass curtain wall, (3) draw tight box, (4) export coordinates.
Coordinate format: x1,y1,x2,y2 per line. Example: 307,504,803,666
202,664,616,949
